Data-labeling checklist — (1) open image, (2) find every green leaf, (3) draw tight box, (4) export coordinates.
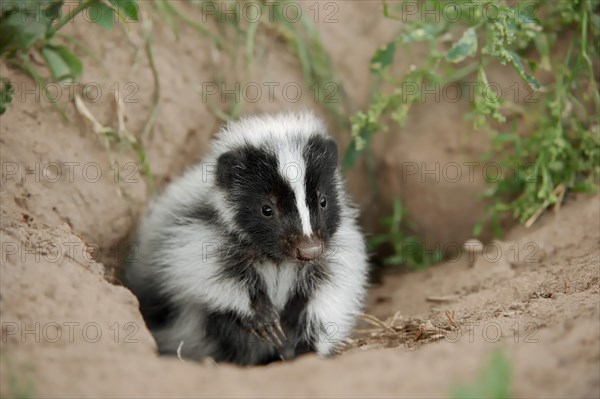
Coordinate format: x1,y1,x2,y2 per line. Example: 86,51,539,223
392,199,404,225
507,51,540,89
528,60,538,72
368,235,389,248
382,0,392,18
109,0,139,22
88,2,114,29
0,78,14,115
430,250,444,264
494,133,517,144
0,1,65,56
41,45,81,81
402,23,445,44
446,28,477,63
41,46,71,81
51,45,82,79
370,41,396,74
572,181,597,193
548,160,564,171
494,202,512,212
383,255,405,266
534,34,551,71
343,139,362,170
0,10,48,55
472,220,484,237
381,216,394,226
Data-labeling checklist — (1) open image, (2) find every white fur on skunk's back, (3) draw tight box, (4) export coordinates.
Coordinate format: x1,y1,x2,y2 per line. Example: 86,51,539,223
126,111,369,364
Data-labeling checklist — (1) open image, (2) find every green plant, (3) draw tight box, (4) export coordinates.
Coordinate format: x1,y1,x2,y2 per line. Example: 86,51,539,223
370,199,443,270
265,0,349,128
152,0,349,127
347,0,599,240
0,77,14,115
451,348,512,399
0,0,139,117
0,0,158,187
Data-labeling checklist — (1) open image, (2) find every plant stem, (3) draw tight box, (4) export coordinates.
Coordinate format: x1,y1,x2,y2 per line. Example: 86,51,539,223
11,56,68,121
47,0,94,37
141,23,160,137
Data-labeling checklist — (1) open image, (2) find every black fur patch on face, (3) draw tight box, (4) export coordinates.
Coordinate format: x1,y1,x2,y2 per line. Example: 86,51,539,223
303,136,341,242
216,145,304,262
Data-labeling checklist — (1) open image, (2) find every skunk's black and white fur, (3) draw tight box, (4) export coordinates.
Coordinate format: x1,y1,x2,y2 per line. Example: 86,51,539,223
125,112,368,365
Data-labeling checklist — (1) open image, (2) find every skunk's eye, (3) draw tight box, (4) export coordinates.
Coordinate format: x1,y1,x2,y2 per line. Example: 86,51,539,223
319,196,327,209
262,205,274,217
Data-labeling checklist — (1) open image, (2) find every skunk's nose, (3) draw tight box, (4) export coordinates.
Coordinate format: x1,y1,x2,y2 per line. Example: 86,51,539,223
295,238,324,261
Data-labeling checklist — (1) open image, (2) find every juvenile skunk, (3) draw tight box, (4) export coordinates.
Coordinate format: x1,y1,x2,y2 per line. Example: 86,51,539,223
125,112,368,365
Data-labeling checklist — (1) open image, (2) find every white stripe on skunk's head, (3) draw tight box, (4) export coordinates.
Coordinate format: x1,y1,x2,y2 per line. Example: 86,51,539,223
213,112,341,263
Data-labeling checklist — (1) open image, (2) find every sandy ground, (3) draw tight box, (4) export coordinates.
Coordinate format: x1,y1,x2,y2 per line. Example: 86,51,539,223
1,194,599,398
1,2,599,398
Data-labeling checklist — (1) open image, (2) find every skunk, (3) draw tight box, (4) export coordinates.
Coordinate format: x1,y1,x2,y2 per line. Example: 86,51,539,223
125,112,368,365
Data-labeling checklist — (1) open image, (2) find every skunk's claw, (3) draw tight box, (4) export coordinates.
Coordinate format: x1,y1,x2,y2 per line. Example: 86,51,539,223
242,307,286,348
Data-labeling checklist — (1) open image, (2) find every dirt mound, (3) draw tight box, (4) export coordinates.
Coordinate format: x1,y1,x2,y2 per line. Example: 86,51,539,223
1,193,598,398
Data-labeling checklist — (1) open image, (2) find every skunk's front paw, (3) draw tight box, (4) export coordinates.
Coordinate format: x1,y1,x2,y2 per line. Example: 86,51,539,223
242,303,286,348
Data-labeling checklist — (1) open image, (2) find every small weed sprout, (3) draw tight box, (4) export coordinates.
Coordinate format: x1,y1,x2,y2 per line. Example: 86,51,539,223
451,348,512,399
369,199,444,270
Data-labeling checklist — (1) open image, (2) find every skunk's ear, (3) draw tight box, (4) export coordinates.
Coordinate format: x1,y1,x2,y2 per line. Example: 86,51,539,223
216,150,240,189
310,136,338,171
323,138,338,166
304,136,339,178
